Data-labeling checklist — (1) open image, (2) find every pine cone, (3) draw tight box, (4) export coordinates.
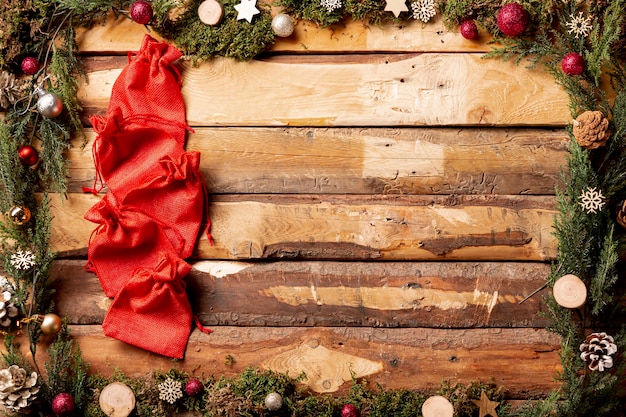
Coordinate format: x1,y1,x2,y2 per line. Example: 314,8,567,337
579,332,618,372
0,70,20,110
572,110,610,149
617,200,626,230
0,365,40,412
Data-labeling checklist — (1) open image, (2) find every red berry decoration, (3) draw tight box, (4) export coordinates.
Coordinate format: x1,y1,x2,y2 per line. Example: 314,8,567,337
21,56,40,75
496,3,530,37
130,1,154,24
561,52,585,76
51,393,75,416
184,378,204,397
18,145,40,167
460,20,478,40
341,404,359,417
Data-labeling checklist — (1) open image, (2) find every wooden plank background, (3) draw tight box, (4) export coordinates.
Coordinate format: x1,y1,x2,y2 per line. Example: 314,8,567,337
30,8,575,403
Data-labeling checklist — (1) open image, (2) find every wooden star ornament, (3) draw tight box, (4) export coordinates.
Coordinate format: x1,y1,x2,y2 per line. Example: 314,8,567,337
384,0,409,18
234,0,259,23
472,391,500,417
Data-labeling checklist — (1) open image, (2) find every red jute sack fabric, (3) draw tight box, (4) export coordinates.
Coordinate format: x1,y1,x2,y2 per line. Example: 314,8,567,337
84,35,210,359
102,252,193,359
84,193,186,298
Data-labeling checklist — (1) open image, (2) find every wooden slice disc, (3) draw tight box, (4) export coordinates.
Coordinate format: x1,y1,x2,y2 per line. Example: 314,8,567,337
99,382,136,417
198,0,223,25
422,395,454,417
553,274,587,309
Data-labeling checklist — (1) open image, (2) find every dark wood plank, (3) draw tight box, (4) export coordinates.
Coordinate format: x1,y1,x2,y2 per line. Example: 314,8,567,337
52,260,552,328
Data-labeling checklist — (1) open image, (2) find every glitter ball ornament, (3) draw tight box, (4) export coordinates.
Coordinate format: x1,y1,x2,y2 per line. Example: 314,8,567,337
272,13,295,37
130,1,154,25
264,392,283,411
184,378,204,397
18,145,39,167
561,52,585,76
460,19,478,40
341,403,359,417
8,206,31,225
52,393,75,416
35,87,63,118
496,3,529,37
41,313,63,335
20,57,40,76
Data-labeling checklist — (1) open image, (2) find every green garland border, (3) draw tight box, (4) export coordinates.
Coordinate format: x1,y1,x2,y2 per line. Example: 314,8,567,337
1,1,625,416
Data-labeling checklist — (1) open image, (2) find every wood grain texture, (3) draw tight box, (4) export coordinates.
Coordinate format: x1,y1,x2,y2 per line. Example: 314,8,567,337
78,53,571,127
75,13,491,55
52,259,551,328
69,127,568,195
48,194,557,260
18,326,560,397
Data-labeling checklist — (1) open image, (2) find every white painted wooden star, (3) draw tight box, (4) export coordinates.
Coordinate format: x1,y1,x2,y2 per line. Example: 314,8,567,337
384,0,409,18
234,0,259,23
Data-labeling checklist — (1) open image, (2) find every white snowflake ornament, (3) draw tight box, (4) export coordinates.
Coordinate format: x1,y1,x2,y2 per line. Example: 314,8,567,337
566,11,593,39
410,0,437,23
10,251,35,271
320,0,342,13
158,378,183,404
578,187,605,214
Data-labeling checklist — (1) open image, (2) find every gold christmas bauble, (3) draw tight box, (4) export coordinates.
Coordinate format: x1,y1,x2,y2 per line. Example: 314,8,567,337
8,206,31,225
41,313,62,335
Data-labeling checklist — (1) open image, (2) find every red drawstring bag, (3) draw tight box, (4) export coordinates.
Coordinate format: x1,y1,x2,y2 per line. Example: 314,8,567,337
103,252,193,359
84,35,211,358
84,193,185,298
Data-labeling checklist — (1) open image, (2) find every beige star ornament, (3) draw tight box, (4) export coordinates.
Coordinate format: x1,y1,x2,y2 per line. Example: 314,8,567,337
234,0,259,23
472,391,500,417
385,0,409,18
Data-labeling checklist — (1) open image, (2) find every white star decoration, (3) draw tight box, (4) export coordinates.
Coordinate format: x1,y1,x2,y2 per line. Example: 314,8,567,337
578,187,605,214
385,0,409,18
234,0,259,23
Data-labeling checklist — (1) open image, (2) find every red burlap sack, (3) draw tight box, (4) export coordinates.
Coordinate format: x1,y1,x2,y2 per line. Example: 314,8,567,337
102,252,193,359
118,151,207,258
84,35,211,358
84,193,185,298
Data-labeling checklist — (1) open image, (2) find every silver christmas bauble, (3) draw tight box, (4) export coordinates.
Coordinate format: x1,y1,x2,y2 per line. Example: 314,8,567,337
271,14,295,37
264,392,283,411
36,90,63,118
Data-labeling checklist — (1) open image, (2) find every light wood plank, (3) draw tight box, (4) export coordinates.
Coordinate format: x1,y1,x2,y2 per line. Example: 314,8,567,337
48,194,557,260
20,326,561,397
69,127,568,195
78,53,571,127
52,259,552,328
75,13,491,55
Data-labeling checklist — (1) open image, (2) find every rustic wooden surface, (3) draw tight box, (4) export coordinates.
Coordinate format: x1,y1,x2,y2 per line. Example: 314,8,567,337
12,5,577,404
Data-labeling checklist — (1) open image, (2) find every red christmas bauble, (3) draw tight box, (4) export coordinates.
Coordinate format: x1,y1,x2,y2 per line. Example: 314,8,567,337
460,20,478,40
184,378,204,397
496,3,529,37
561,52,585,75
341,404,359,417
18,145,40,167
51,393,75,416
130,1,154,24
21,56,40,75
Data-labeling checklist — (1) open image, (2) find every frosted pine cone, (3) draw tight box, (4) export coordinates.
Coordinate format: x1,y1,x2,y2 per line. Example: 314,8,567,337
0,71,21,110
617,200,626,229
0,365,40,412
573,110,610,149
0,278,18,327
580,332,618,371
